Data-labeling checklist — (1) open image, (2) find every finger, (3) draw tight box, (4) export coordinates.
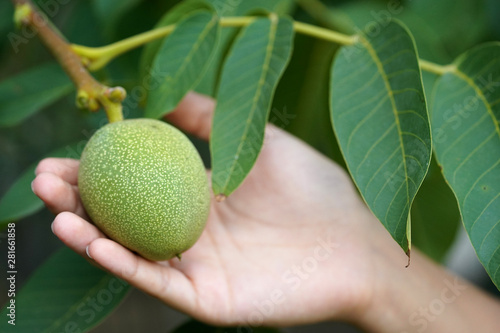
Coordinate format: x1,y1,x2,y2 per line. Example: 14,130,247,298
35,158,80,185
165,91,215,141
32,172,87,218
51,212,106,257
87,238,199,315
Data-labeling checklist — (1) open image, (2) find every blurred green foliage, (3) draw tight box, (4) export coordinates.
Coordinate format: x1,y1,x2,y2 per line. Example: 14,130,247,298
0,0,498,331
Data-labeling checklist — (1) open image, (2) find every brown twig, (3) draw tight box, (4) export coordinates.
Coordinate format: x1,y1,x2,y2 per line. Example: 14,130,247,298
11,0,125,122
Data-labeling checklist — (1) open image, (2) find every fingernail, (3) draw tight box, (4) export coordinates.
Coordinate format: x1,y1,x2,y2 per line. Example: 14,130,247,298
31,180,35,194
50,222,55,234
86,246,93,259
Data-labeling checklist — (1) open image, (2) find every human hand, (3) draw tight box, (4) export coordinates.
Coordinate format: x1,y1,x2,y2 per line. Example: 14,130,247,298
32,92,407,328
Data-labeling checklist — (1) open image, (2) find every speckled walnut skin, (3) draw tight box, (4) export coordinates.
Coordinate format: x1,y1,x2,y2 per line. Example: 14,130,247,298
78,119,210,261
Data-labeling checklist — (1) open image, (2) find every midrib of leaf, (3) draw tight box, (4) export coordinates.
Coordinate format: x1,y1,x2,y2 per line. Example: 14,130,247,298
219,15,279,194
43,275,124,332
170,14,218,89
359,36,411,237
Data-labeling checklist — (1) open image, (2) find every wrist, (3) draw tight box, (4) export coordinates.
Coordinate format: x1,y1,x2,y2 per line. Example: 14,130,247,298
356,247,432,332
353,229,415,332
355,241,500,333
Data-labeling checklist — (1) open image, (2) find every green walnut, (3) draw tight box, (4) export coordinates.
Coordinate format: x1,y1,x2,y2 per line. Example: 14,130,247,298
78,118,210,261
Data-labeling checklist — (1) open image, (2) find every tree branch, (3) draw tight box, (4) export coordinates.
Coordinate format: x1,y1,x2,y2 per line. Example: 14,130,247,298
11,0,125,122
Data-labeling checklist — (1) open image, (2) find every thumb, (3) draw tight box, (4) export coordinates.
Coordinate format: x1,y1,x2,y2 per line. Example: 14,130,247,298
164,91,215,141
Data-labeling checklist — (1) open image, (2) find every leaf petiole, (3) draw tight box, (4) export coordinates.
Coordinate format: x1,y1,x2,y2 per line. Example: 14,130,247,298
71,16,357,71
71,25,176,71
419,60,456,76
71,15,453,78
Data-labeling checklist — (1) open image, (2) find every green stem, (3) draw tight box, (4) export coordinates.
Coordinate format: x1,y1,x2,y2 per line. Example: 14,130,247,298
219,16,256,27
73,16,257,71
72,25,175,71
293,21,356,45
98,95,124,123
419,59,456,75
72,16,356,71
71,14,452,77
296,0,455,76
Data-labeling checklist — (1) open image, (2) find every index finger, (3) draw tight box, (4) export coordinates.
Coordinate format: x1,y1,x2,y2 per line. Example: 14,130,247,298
35,158,80,185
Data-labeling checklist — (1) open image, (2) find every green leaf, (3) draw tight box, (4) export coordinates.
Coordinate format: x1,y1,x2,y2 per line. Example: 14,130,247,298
336,0,452,64
0,164,38,227
0,247,130,332
138,0,212,85
330,20,431,252
0,63,73,127
210,15,294,196
430,42,500,289
0,143,83,228
171,319,282,333
145,10,220,118
411,158,460,262
335,1,450,97
196,0,296,96
282,37,346,168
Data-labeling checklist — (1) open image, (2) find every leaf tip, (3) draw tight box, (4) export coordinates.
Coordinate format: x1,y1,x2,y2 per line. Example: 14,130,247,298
405,249,411,268
215,194,226,202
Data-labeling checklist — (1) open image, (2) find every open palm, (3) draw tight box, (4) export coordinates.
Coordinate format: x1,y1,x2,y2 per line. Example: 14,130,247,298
33,92,402,327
